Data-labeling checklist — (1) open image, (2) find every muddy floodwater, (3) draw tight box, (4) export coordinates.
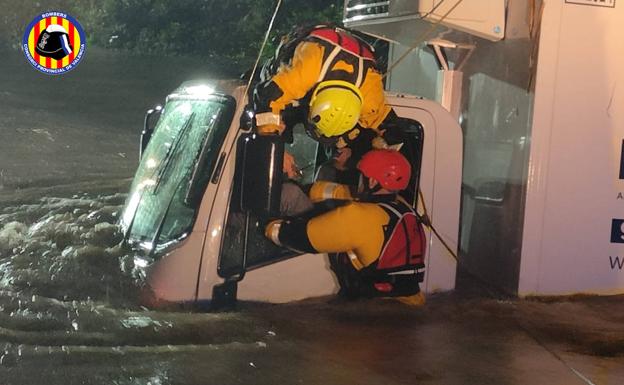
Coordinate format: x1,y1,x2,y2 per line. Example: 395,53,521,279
1,47,623,384
0,185,623,385
0,184,276,384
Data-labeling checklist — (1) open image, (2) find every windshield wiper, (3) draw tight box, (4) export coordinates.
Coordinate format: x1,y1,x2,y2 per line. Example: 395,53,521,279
184,111,225,204
152,112,196,194
148,173,190,259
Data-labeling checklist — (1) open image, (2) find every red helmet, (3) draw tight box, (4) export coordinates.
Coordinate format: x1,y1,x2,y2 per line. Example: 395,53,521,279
357,150,411,191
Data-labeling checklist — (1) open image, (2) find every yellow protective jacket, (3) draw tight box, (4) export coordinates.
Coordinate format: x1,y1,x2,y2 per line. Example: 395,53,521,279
267,194,405,270
254,27,391,132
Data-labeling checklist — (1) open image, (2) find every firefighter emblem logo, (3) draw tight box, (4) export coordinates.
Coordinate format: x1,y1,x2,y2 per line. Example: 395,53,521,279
22,12,86,75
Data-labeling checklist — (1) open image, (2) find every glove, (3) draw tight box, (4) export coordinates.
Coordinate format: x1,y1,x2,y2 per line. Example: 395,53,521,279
372,135,403,151
372,136,389,149
265,219,284,246
309,181,353,203
256,112,285,135
257,124,285,135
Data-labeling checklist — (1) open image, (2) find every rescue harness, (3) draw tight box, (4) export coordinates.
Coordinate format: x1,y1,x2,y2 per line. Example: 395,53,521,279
331,198,426,298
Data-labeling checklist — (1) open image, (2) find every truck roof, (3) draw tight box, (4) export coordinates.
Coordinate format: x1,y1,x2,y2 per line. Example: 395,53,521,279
168,79,246,101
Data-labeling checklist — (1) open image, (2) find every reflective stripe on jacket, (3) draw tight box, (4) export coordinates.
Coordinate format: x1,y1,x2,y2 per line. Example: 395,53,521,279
254,27,391,130
267,196,420,270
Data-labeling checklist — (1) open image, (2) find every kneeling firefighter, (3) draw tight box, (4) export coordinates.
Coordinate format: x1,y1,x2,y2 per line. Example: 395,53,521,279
253,25,398,154
264,150,427,305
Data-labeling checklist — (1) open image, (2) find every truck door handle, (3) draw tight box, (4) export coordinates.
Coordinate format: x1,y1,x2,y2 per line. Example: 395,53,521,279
211,152,227,184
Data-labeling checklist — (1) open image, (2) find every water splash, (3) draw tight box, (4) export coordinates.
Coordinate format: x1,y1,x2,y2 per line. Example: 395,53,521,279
0,191,272,371
0,193,138,304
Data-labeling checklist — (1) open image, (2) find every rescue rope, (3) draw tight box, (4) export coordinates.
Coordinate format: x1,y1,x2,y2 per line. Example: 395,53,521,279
380,0,466,261
417,189,460,262
383,0,466,79
243,0,283,99
419,0,451,20
244,0,462,264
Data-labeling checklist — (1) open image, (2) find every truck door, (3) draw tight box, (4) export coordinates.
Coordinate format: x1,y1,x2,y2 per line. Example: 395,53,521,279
210,95,460,303
217,124,321,279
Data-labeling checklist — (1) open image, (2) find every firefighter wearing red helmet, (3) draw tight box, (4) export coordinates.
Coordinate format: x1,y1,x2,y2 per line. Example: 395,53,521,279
265,150,427,305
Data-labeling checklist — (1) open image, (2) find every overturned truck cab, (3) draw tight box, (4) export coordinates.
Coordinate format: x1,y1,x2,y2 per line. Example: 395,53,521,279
120,80,462,309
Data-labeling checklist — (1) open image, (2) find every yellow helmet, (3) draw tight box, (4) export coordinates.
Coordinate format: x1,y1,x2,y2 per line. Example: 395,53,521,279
308,80,363,138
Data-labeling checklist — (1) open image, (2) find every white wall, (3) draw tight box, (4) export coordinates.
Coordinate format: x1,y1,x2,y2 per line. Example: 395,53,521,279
520,0,624,295
384,17,535,295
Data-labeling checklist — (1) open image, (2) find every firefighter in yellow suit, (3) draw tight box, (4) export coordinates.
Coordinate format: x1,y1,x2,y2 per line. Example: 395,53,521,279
265,150,426,306
253,25,393,150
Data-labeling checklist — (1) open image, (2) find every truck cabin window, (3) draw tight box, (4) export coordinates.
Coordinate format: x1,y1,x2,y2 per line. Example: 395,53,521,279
121,95,235,252
219,124,320,277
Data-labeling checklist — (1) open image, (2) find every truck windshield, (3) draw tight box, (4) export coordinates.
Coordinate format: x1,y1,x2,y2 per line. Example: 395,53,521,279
121,95,235,250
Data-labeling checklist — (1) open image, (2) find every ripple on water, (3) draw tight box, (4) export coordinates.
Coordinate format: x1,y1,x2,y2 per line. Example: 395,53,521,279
0,192,272,356
0,193,138,304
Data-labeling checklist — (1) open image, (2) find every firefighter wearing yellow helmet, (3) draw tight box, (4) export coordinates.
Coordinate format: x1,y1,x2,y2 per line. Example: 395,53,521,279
253,25,391,146
308,80,363,139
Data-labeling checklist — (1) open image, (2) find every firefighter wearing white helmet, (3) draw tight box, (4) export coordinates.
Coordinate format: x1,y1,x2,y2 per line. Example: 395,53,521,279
253,25,391,147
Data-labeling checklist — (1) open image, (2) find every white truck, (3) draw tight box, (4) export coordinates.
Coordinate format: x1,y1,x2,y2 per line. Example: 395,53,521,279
120,80,462,309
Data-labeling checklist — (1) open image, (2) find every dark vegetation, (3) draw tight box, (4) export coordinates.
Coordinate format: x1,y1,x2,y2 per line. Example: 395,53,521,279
0,0,342,73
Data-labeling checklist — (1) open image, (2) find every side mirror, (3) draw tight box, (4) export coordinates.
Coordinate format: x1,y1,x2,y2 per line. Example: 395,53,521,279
140,105,162,159
239,105,255,132
235,133,284,217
